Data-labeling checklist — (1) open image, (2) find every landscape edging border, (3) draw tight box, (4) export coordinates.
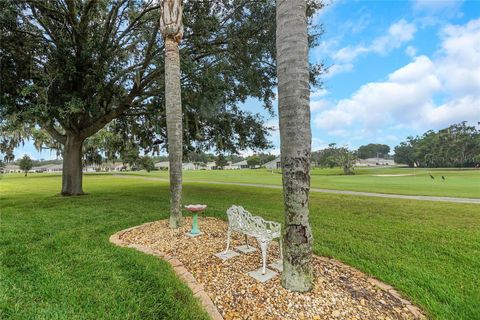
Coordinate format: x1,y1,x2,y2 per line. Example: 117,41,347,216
110,222,425,320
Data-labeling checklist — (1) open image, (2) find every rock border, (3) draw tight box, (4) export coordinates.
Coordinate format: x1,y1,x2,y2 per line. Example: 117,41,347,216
317,256,425,319
110,222,424,320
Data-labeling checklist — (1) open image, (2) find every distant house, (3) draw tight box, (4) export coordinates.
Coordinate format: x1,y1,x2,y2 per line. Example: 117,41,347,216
102,162,126,171
155,161,169,170
4,164,21,173
84,165,100,172
33,164,63,173
154,161,204,170
231,160,249,169
264,157,281,170
207,161,233,170
49,164,63,172
182,162,196,170
205,161,217,170
355,158,396,167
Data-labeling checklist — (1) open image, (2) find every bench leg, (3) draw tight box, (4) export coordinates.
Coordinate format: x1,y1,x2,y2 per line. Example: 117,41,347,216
224,228,231,253
258,239,269,275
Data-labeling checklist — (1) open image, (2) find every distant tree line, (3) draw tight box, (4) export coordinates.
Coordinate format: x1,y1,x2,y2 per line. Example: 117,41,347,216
394,122,480,168
311,142,391,175
3,147,279,173
312,143,357,175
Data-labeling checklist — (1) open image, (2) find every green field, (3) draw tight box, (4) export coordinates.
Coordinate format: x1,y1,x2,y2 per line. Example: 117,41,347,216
1,173,479,319
129,167,480,198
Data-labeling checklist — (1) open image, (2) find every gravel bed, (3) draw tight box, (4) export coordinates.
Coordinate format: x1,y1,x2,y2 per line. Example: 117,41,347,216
119,217,423,320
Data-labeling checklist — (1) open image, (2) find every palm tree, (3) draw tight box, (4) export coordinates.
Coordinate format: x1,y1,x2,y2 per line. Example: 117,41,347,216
160,0,184,228
276,0,314,292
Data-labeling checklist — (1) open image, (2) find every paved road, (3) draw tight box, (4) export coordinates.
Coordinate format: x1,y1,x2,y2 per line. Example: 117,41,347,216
115,175,480,205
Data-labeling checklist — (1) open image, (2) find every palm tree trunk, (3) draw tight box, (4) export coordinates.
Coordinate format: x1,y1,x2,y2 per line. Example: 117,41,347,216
161,0,184,228
276,0,314,292
165,37,183,228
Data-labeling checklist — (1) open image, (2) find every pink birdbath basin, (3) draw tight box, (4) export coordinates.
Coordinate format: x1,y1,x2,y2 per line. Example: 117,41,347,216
185,204,207,213
185,204,207,237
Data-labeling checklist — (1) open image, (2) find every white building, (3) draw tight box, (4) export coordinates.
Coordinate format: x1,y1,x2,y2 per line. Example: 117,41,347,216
33,164,63,173
355,158,396,167
3,164,21,173
102,162,126,171
154,161,219,170
182,162,196,170
84,165,100,172
264,157,281,170
231,160,249,169
155,161,169,170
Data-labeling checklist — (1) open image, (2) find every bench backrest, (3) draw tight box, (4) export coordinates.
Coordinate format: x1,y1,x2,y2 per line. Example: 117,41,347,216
226,205,281,240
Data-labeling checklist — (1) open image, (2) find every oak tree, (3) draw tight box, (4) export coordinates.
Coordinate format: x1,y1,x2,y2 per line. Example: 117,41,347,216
1,0,324,195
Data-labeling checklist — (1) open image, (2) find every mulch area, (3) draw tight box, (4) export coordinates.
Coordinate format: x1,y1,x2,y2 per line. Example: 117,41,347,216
118,217,424,320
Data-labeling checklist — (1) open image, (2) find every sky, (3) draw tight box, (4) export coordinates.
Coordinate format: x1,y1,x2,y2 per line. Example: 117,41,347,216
14,0,480,160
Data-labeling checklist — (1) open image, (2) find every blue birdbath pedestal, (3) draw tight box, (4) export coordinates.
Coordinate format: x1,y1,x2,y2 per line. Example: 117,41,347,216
185,204,207,237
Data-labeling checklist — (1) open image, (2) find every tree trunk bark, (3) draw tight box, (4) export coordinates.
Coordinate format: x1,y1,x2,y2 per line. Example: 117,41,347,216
61,135,85,196
276,0,314,292
165,37,183,228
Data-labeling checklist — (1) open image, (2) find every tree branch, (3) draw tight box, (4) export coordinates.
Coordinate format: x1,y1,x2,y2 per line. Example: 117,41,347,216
43,123,67,144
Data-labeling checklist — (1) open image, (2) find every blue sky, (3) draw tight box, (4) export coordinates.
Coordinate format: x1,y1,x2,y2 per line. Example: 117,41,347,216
14,0,480,160
255,0,480,155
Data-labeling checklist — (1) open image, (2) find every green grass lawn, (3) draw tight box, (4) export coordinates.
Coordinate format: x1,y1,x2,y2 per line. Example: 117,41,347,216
0,175,210,320
128,167,480,198
1,174,479,319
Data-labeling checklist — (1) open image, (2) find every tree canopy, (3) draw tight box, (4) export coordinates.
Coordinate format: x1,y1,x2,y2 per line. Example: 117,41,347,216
18,155,33,175
394,122,480,168
312,143,357,175
137,155,155,172
214,154,229,169
357,143,390,159
1,0,324,155
246,155,261,168
0,0,324,194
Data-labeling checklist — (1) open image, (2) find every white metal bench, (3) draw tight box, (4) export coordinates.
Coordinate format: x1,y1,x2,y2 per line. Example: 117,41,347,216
224,205,283,274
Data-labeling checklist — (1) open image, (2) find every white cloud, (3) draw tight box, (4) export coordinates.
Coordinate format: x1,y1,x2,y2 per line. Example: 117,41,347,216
325,63,353,78
315,18,480,133
314,109,354,131
312,137,328,151
412,0,464,12
333,46,368,62
310,89,332,112
311,88,328,98
333,20,417,63
344,13,371,34
310,100,329,112
411,0,464,27
423,95,480,127
371,20,417,54
436,18,480,96
315,56,442,131
405,45,417,57
388,55,437,83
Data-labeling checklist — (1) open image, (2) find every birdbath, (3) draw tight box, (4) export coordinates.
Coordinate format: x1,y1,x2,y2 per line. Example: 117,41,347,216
185,204,207,237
